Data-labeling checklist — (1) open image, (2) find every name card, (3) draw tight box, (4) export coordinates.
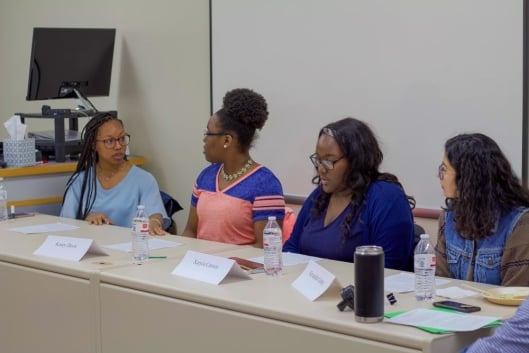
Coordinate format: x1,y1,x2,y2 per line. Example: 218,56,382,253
291,260,336,301
33,235,108,261
172,250,251,285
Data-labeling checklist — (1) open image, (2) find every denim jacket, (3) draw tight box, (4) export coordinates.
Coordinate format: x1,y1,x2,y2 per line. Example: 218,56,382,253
445,208,529,285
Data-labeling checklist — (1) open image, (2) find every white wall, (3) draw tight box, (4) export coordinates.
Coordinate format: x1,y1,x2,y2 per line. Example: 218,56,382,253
212,0,525,211
3,1,525,232
0,0,211,232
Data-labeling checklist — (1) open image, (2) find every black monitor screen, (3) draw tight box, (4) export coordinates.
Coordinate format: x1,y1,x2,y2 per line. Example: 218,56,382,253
26,27,116,101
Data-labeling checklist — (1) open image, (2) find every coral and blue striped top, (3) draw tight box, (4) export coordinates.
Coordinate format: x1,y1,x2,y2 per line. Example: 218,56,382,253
191,163,285,245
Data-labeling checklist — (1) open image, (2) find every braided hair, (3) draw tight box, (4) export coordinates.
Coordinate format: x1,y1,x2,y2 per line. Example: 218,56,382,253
62,112,125,220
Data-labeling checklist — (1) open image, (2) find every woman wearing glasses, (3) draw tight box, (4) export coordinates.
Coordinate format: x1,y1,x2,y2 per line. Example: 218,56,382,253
283,117,415,271
435,133,529,285
60,112,169,234
182,88,285,247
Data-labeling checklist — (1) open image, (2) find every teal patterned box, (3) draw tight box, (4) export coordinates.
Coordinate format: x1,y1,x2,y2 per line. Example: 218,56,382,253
3,138,36,167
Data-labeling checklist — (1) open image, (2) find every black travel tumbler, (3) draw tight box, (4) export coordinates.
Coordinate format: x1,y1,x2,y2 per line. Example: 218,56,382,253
354,245,384,323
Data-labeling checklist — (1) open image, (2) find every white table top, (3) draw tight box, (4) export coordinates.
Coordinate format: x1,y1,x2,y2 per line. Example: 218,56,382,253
0,213,240,277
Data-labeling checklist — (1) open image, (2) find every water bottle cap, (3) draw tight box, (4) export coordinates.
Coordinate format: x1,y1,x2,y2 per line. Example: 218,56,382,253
268,216,276,221
420,234,430,239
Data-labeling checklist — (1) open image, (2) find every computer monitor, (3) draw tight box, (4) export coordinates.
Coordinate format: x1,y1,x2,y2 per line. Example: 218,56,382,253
26,27,116,101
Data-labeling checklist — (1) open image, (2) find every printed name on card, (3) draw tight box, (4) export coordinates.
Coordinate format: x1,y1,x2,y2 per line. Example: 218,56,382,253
33,235,108,261
291,260,336,301
172,250,250,285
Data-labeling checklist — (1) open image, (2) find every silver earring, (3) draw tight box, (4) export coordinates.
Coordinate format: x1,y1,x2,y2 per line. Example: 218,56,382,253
223,144,228,148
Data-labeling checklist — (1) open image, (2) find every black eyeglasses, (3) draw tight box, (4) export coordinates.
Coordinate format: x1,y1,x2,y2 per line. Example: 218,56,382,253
203,130,228,137
96,134,131,149
309,153,344,170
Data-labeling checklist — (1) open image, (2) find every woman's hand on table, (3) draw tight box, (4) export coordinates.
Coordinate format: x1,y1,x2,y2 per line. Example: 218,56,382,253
85,213,113,225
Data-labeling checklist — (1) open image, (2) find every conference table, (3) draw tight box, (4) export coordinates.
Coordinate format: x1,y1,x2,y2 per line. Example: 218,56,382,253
0,214,239,353
0,214,518,353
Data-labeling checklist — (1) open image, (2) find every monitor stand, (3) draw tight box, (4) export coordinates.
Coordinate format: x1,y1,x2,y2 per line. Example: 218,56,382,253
28,129,82,161
17,98,114,162
16,109,88,162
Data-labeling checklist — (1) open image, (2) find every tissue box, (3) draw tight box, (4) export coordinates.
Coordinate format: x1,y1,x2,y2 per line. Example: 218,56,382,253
2,138,36,167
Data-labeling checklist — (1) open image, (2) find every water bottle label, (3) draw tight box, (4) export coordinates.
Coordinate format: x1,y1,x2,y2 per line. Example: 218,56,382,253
133,221,149,233
415,254,436,269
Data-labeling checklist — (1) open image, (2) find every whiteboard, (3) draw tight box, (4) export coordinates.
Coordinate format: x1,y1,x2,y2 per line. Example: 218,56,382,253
211,0,525,210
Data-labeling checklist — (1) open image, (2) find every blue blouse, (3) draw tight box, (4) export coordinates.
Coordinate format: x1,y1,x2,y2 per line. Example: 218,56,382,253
61,165,169,228
283,181,414,270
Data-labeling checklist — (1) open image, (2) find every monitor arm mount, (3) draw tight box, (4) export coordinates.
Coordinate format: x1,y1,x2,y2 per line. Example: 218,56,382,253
40,86,98,116
72,88,98,114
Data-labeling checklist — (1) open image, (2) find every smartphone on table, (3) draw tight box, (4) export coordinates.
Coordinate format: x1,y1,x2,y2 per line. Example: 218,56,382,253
433,300,481,313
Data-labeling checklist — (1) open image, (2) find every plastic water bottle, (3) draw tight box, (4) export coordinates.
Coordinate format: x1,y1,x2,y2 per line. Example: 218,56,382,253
0,177,8,222
132,205,149,261
414,233,436,301
263,216,283,276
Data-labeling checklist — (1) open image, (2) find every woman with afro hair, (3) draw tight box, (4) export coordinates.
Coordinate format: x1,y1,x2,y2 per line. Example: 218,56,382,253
182,88,285,247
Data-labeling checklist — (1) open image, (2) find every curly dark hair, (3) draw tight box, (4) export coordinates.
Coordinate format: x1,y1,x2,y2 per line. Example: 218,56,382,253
311,117,415,241
62,112,125,220
444,133,529,239
215,88,269,152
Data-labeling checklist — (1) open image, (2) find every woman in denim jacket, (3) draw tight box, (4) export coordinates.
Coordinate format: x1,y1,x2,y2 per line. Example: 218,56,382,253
435,133,529,286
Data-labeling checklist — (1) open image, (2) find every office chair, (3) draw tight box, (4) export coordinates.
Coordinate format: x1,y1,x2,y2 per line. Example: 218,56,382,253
160,191,183,234
407,223,427,271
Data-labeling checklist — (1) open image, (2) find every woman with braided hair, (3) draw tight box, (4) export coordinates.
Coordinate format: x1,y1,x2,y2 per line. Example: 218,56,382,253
435,133,529,285
60,112,169,234
182,88,285,247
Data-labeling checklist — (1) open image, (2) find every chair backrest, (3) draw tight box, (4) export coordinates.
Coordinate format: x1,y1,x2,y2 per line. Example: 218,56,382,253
282,207,296,244
407,223,426,271
414,223,426,248
160,191,183,234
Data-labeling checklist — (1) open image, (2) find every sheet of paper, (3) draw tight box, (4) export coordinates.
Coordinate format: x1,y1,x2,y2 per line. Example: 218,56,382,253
291,260,336,301
385,308,499,332
33,235,108,261
384,272,451,293
9,223,80,234
172,250,250,285
250,252,322,267
436,286,479,299
103,238,183,252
